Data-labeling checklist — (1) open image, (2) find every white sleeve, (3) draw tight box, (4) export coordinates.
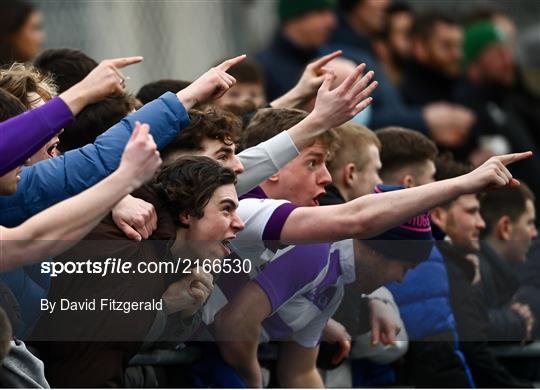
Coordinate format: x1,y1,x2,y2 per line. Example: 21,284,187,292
236,131,299,196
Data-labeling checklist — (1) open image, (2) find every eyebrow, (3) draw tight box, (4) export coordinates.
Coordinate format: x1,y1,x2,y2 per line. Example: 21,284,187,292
220,198,238,209
215,146,234,155
306,151,326,159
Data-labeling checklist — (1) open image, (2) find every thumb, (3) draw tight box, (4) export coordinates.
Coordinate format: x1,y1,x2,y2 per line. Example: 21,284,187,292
118,221,142,241
129,121,142,142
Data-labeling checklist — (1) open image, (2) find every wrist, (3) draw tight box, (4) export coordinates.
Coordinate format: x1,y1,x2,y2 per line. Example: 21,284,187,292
111,166,138,195
59,84,89,116
176,89,197,110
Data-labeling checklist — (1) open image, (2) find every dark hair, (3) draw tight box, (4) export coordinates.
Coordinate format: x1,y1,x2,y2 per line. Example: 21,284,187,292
0,1,36,65
411,11,459,41
480,184,535,237
377,1,414,40
33,49,98,93
434,152,471,181
376,127,438,176
0,88,26,122
161,106,242,161
339,0,361,13
216,59,265,85
60,95,138,152
463,5,508,26
153,156,236,226
136,79,191,105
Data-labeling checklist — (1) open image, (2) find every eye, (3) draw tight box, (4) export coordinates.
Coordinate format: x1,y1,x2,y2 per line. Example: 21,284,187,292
307,160,316,168
217,154,228,161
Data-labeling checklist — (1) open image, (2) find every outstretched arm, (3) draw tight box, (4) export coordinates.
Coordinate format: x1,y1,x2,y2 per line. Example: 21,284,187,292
236,62,377,195
280,152,533,243
0,122,161,271
270,50,342,109
0,56,143,176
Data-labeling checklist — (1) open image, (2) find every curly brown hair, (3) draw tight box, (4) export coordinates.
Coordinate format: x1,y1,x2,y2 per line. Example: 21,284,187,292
161,106,242,162
153,156,236,226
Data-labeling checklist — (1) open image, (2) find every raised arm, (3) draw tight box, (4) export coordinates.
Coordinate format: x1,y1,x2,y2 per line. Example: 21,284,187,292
0,56,247,227
281,153,533,242
0,57,143,176
0,122,161,271
236,62,377,195
270,50,342,109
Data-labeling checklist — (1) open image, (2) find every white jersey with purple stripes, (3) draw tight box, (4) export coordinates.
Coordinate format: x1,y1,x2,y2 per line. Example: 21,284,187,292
201,187,355,347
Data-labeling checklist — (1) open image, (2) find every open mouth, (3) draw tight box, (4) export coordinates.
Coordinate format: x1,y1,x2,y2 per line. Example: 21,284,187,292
221,239,233,255
47,142,59,158
312,192,326,206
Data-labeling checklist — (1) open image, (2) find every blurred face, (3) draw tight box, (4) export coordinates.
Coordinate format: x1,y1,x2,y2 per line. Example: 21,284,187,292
506,199,537,263
10,11,44,61
437,194,486,252
353,241,416,293
181,183,245,259
421,22,463,76
267,142,332,207
387,11,413,61
475,43,515,86
351,144,382,198
0,166,22,195
27,93,61,165
353,0,391,35
216,83,266,108
286,9,336,48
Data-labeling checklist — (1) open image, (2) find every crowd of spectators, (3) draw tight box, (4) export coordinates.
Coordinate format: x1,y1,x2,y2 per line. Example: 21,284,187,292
0,0,539,388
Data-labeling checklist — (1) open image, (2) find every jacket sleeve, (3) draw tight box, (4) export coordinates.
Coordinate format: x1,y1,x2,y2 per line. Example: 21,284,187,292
0,97,74,176
0,92,189,227
236,131,299,196
486,307,527,341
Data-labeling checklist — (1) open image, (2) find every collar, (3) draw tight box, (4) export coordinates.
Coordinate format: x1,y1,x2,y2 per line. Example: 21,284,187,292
239,186,268,200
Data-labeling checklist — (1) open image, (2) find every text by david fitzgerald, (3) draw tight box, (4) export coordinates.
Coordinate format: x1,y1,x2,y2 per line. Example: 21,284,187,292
41,298,163,314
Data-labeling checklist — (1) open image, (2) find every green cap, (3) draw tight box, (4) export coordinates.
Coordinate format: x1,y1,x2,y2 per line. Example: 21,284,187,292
464,21,507,64
278,0,336,23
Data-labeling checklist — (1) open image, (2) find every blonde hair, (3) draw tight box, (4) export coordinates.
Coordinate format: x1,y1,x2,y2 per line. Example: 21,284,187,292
0,62,57,108
327,122,380,174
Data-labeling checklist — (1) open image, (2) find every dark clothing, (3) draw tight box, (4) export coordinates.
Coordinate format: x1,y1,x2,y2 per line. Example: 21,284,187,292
319,184,346,206
399,338,473,388
479,242,527,342
256,32,320,101
515,241,540,339
437,241,532,388
454,78,540,211
401,60,460,106
326,12,428,132
31,186,186,387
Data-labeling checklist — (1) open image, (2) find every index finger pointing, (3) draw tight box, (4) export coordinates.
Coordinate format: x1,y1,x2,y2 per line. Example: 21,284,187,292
216,54,247,71
498,151,533,166
109,56,144,69
311,50,343,70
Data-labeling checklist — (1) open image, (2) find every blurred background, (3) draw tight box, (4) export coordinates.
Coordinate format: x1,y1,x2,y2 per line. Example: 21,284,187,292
30,0,540,91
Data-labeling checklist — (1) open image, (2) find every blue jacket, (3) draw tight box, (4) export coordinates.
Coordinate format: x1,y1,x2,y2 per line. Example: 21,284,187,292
0,92,189,338
387,246,457,340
